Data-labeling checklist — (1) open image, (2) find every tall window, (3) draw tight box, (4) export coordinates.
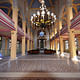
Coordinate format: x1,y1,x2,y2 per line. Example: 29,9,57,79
65,41,69,50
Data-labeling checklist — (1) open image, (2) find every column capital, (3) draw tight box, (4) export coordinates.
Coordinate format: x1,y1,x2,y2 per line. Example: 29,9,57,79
12,0,18,9
60,36,63,39
11,31,17,35
66,0,73,7
11,31,15,34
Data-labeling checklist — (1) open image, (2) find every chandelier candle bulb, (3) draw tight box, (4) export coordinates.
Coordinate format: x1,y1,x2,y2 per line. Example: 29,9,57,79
37,11,40,16
54,15,56,18
47,11,50,16
41,10,45,15
51,13,54,17
33,14,36,17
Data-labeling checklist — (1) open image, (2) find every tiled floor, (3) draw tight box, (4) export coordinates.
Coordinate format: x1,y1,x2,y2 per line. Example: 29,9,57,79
0,59,8,64
0,54,80,72
0,54,80,80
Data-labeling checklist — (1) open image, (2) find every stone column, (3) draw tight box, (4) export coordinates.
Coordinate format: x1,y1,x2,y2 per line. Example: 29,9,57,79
29,30,31,50
31,32,33,50
55,39,59,55
22,20,26,56
27,28,30,51
50,41,52,49
52,40,55,50
60,36,64,57
69,30,77,59
51,40,53,50
66,0,78,61
5,37,9,55
11,0,18,59
77,37,80,51
30,40,31,50
32,41,34,49
58,19,64,57
63,40,65,52
54,23,59,54
49,32,51,49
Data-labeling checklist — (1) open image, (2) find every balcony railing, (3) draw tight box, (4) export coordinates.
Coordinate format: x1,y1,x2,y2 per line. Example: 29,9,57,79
71,12,80,29
0,9,15,30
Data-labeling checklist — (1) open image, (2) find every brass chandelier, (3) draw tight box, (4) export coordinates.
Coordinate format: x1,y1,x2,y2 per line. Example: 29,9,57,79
31,0,56,28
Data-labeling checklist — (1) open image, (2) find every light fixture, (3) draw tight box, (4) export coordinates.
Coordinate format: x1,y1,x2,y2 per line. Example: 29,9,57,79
31,0,56,29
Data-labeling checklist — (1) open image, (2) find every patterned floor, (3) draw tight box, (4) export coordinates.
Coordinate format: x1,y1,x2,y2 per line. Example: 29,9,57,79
0,54,80,80
0,54,80,72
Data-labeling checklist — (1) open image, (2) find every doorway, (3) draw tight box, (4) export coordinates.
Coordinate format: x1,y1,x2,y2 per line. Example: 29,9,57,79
40,39,44,49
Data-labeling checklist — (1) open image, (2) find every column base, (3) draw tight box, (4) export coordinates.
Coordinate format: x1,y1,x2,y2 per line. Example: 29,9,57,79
60,53,64,57
56,51,59,55
22,54,25,56
56,51,60,58
10,57,18,60
71,56,78,62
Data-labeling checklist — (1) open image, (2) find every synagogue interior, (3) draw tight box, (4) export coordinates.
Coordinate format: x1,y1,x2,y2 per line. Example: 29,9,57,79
0,0,80,80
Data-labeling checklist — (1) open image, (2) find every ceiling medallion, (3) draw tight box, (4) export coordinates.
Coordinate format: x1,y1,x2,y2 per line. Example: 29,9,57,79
31,0,56,29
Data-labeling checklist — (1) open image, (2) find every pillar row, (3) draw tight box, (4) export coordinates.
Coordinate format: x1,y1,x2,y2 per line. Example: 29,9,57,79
52,40,55,50
59,37,64,57
58,19,64,57
27,28,30,51
55,39,58,55
77,37,80,50
11,7,18,59
66,0,78,61
22,20,26,56
5,37,8,55
31,32,33,50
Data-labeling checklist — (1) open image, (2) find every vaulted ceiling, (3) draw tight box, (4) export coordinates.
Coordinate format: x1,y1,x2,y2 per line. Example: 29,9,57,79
0,0,80,29
62,0,80,27
27,0,55,8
